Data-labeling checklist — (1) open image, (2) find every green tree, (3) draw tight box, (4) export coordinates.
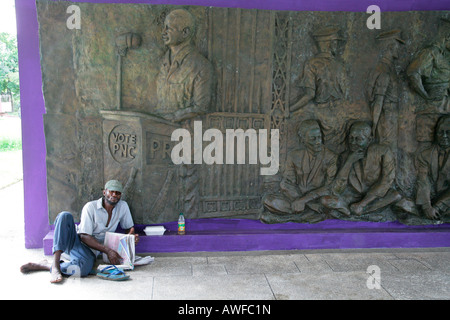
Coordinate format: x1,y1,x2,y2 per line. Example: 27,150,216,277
0,32,20,111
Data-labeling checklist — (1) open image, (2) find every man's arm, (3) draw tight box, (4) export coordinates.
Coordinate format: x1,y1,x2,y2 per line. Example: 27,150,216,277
172,106,205,123
290,61,316,113
365,147,396,200
79,233,123,265
290,88,315,113
331,150,364,195
406,49,434,100
350,146,395,215
371,95,385,137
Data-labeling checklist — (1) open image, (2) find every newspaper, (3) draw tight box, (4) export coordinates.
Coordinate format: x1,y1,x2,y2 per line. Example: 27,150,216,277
100,232,154,271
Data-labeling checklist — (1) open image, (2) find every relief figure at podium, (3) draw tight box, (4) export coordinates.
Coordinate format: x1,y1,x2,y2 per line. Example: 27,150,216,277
154,9,215,218
155,8,214,124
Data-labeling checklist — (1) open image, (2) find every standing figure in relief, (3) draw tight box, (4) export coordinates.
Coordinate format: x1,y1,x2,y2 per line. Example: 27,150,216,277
290,26,349,153
366,29,405,151
407,18,450,147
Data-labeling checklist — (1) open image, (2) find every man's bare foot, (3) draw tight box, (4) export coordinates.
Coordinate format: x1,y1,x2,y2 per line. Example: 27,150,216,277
50,265,63,284
49,250,64,283
20,260,51,273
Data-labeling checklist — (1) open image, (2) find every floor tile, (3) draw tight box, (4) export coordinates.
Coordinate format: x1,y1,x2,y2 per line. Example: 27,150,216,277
153,274,275,300
266,272,394,300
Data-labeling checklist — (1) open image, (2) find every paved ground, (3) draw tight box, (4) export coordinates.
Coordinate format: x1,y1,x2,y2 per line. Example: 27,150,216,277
0,117,22,189
0,116,21,140
1,179,449,301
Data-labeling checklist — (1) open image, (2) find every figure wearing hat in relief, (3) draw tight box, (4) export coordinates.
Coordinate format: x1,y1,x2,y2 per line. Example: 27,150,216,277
290,26,349,153
407,17,450,145
366,29,405,151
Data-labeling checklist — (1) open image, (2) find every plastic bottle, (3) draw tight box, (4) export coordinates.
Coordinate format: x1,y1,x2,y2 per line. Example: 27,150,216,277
177,212,185,235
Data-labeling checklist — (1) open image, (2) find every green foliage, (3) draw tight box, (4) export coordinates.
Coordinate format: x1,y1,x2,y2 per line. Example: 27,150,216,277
0,137,22,152
0,32,20,109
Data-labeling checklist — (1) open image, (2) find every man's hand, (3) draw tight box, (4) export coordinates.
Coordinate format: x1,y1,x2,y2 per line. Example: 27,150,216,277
106,248,123,265
80,233,123,263
126,227,139,245
347,150,364,164
423,204,440,220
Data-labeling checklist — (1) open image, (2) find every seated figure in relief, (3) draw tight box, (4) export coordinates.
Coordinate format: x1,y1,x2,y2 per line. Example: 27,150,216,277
415,115,450,221
321,121,405,219
261,119,338,223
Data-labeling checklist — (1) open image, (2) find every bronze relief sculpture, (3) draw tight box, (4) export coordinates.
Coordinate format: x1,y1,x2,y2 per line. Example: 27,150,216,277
415,115,450,220
155,9,214,123
36,1,449,226
407,18,450,147
290,27,349,154
262,119,338,223
321,121,401,220
366,29,404,150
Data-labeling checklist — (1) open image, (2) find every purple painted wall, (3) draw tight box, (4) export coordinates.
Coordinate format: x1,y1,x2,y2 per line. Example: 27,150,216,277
16,0,450,249
16,0,49,248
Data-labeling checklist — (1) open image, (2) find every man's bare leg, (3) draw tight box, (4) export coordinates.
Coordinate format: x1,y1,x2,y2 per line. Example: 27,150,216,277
20,250,63,283
20,260,51,273
50,250,63,283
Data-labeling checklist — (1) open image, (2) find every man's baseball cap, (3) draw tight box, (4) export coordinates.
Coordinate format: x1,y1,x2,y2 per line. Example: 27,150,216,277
104,180,123,193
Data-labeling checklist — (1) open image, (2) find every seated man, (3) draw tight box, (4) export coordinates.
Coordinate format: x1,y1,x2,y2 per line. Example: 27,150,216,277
322,121,402,218
262,119,338,223
416,115,450,220
20,180,139,283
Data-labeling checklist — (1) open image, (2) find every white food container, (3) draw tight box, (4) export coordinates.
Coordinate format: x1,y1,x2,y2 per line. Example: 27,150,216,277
144,226,166,236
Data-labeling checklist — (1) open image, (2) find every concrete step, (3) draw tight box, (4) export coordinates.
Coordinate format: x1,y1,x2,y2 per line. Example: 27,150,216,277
43,218,450,255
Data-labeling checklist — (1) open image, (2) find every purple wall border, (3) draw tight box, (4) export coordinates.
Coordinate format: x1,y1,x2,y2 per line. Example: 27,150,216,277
17,0,450,250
